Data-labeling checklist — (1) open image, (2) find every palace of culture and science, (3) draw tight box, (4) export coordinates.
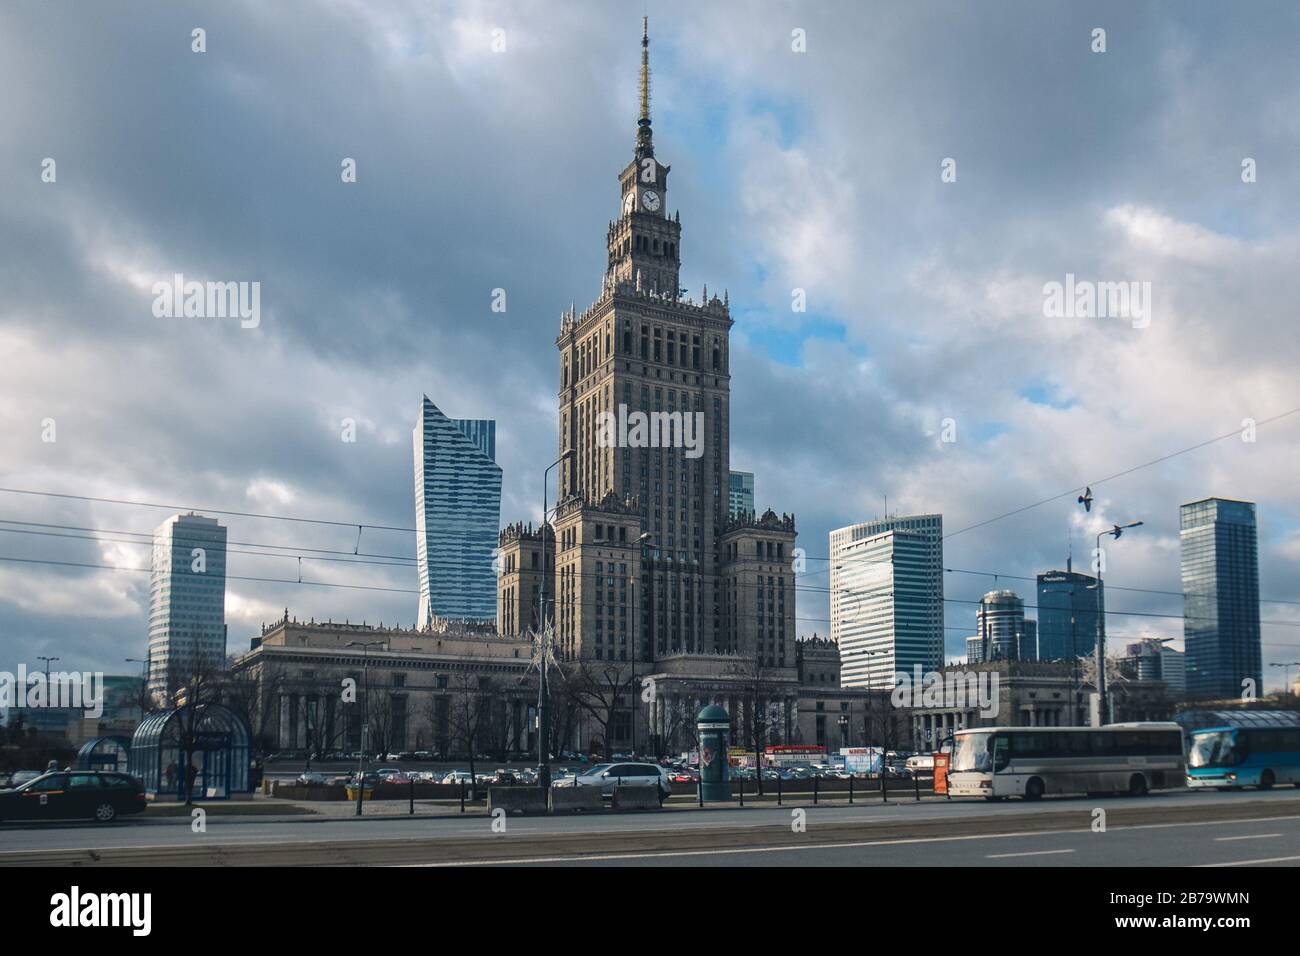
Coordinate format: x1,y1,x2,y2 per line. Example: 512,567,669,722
496,21,807,750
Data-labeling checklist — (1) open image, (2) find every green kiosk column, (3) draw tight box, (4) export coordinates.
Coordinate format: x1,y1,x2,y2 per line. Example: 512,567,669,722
697,704,731,803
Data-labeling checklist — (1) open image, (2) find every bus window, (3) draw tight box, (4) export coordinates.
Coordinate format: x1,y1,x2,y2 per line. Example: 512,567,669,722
1188,730,1238,768
992,736,1010,773
952,733,992,772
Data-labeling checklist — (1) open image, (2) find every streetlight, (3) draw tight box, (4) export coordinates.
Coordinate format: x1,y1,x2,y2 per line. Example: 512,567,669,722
347,640,384,816
1090,521,1142,725
126,656,150,716
536,450,573,791
635,532,655,758
1270,662,1300,698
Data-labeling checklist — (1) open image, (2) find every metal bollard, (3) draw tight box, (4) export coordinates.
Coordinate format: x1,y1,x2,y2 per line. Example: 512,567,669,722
881,768,888,803
409,778,415,815
459,780,465,813
914,772,920,802
849,773,854,804
698,781,703,807
777,774,782,806
813,775,819,805
739,777,744,807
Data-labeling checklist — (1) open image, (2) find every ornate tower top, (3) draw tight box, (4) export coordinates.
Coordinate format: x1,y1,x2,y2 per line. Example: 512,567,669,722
636,17,654,161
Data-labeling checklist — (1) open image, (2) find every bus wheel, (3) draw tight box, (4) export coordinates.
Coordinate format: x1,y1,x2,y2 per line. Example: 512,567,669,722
1024,778,1044,801
1128,774,1148,797
1259,770,1275,791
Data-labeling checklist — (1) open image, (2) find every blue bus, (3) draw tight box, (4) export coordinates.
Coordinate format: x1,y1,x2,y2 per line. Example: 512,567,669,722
1187,725,1300,790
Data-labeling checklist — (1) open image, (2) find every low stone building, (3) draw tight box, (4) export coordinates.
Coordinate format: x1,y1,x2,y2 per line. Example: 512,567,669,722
908,660,1175,752
231,611,535,757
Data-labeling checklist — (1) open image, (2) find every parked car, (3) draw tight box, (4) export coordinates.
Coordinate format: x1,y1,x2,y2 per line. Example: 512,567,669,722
442,771,474,786
0,771,145,823
574,762,671,801
297,772,329,786
1,770,42,790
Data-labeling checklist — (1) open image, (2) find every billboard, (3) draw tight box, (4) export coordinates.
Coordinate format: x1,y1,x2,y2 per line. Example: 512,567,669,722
839,747,883,775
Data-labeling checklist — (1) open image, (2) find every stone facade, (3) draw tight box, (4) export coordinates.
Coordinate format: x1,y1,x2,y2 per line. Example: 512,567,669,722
232,612,535,756
495,24,804,754
496,521,552,638
908,660,1175,752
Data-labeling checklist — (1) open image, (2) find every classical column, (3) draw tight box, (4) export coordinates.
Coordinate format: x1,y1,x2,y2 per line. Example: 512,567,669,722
278,694,290,749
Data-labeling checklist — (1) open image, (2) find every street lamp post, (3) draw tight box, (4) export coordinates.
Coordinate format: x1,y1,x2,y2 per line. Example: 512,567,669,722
1091,521,1142,726
536,451,573,791
635,532,655,758
347,640,383,816
1270,662,1300,698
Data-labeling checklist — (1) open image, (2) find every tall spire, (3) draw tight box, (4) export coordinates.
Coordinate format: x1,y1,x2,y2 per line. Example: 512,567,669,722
636,17,654,159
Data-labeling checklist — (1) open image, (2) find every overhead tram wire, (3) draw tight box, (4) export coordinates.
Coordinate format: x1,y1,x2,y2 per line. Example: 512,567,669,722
0,517,417,563
0,486,417,534
2,553,1299,649
0,525,416,570
3,405,1297,551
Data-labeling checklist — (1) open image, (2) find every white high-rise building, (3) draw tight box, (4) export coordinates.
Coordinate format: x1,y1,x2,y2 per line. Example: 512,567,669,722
414,396,502,626
831,515,944,689
148,513,227,698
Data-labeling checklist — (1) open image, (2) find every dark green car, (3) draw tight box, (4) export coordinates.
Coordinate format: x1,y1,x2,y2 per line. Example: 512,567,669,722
0,771,147,823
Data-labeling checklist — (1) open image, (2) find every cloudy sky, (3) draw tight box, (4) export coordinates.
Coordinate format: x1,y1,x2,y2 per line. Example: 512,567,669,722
1,0,1297,689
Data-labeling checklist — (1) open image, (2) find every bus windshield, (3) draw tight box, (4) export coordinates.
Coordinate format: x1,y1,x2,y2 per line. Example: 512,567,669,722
952,733,992,773
1188,731,1240,769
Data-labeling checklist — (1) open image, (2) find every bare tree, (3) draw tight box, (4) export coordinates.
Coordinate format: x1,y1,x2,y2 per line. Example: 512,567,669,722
861,689,910,778
734,650,785,794
420,694,450,758
447,671,497,799
566,659,635,760
164,654,226,806
223,658,285,758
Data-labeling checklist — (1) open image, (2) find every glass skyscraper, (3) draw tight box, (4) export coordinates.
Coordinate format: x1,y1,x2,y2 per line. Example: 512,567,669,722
1036,561,1103,663
148,513,227,698
728,470,754,518
1181,497,1262,700
413,396,502,626
834,526,943,688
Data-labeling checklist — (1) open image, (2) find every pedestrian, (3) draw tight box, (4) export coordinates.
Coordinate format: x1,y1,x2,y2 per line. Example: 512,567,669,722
185,761,198,802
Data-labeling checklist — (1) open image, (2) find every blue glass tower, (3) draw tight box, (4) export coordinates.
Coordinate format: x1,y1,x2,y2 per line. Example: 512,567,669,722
414,396,502,626
1181,498,1262,700
1036,561,1103,663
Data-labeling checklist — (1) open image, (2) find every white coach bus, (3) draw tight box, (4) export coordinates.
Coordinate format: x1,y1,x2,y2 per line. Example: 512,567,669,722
947,723,1186,800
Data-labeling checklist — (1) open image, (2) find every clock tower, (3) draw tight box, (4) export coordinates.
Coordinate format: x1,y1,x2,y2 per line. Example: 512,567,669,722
607,18,681,298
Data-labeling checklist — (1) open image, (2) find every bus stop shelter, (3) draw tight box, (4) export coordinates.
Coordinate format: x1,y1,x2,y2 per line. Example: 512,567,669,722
128,703,253,799
75,735,131,772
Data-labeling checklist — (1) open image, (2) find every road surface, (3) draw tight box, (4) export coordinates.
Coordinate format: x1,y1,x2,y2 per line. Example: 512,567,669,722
2,788,1298,867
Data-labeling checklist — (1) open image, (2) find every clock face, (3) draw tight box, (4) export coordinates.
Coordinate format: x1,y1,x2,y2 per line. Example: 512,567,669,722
641,189,661,211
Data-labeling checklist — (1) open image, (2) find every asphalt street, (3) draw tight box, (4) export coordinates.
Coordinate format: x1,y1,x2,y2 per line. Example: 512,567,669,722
2,788,1299,866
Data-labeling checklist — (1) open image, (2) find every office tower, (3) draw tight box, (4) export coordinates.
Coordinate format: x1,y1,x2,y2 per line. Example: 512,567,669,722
976,589,1026,662
1125,639,1187,696
829,514,943,647
503,20,797,669
1181,498,1262,699
834,527,942,688
1020,619,1038,662
148,513,227,697
1036,559,1104,663
966,635,984,664
414,396,502,626
728,470,755,518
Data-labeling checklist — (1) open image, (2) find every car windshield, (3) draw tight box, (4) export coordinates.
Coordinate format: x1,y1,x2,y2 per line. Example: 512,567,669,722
951,733,993,773
584,764,613,776
1189,731,1239,768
